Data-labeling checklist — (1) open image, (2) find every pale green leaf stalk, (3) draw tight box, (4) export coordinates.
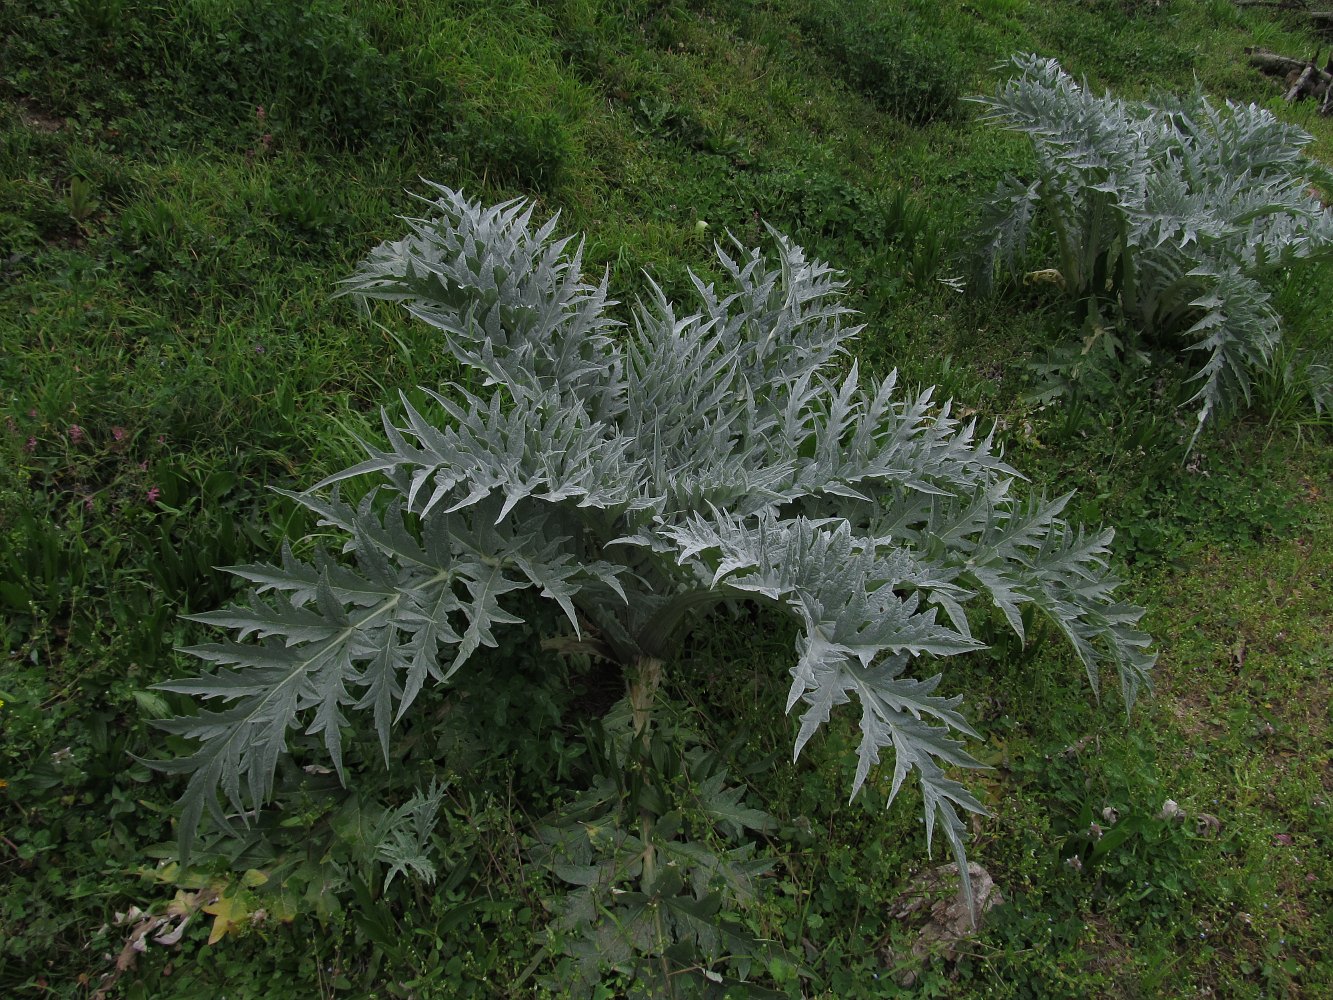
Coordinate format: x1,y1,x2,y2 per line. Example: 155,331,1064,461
154,184,1155,907
971,54,1333,443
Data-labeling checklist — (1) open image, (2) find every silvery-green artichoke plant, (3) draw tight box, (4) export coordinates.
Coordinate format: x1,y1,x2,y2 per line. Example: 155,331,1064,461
973,54,1333,440
154,184,1154,915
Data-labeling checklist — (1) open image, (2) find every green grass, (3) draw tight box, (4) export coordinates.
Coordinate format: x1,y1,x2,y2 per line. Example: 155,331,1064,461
1,0,1331,996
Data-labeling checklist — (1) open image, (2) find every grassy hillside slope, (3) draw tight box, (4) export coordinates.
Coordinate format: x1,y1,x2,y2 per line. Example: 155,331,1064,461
1,1,1329,996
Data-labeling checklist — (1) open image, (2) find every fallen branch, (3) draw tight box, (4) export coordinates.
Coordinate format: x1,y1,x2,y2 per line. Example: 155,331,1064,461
1287,62,1320,100
1246,46,1333,109
1246,45,1318,76
1233,0,1333,33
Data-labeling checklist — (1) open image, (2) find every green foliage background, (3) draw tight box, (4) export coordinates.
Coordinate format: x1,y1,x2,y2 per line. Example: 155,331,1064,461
0,0,1329,996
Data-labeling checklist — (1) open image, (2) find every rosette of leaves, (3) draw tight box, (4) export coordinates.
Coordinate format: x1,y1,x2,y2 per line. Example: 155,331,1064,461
972,54,1333,441
153,185,1153,987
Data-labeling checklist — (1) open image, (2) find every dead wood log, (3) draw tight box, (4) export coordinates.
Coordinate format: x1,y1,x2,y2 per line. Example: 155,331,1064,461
1246,46,1317,76
1246,46,1333,110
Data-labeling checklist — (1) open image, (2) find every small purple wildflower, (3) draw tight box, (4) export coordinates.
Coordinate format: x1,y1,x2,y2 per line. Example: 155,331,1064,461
111,426,127,442
25,436,36,453
68,424,84,444
146,486,161,505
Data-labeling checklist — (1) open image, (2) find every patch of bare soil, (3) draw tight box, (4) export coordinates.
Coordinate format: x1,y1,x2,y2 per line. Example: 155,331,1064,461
16,97,64,133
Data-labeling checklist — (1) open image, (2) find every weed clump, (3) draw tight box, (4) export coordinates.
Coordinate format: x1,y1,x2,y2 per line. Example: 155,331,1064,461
797,0,962,124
